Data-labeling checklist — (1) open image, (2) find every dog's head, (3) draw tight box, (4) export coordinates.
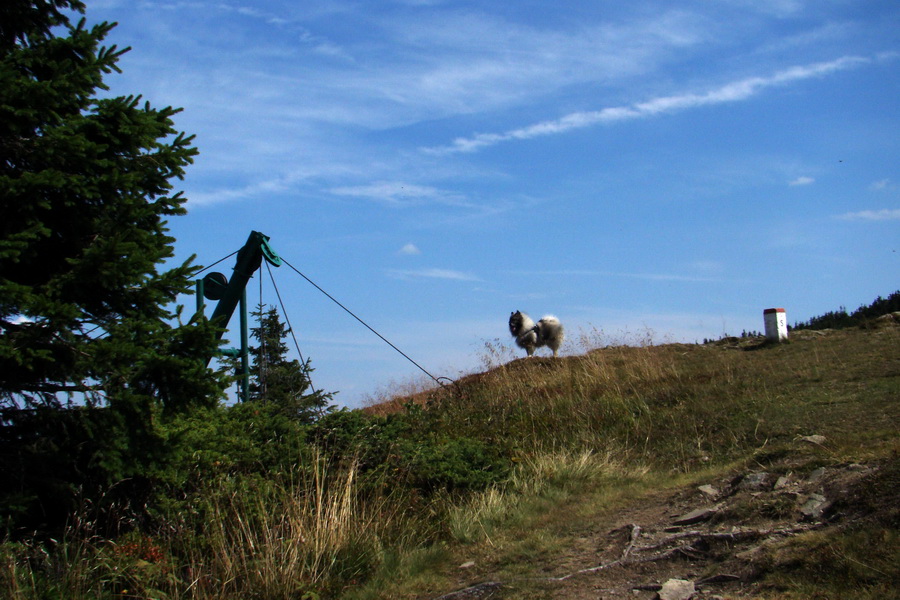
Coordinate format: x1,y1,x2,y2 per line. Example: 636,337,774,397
509,311,523,335
509,311,535,336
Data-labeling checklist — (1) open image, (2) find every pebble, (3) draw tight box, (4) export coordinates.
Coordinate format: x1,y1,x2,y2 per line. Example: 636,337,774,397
656,578,696,600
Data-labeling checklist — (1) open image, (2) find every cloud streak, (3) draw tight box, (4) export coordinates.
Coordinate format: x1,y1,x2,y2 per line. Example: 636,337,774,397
423,55,871,155
508,269,726,283
869,178,893,191
328,181,470,208
387,268,481,281
837,209,900,222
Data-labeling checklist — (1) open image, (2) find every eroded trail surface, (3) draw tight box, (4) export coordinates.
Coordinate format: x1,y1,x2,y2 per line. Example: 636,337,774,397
435,453,897,600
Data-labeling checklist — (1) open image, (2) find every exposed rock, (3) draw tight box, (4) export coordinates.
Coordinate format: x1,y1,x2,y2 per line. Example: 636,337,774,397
774,475,793,490
738,472,772,491
435,582,501,599
434,453,890,600
800,493,831,520
672,507,718,526
655,578,696,600
798,434,827,445
697,484,719,497
459,561,475,569
807,467,827,485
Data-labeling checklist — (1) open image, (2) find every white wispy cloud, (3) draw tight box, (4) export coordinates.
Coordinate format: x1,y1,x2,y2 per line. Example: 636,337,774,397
387,268,481,281
399,243,421,255
132,6,711,139
423,56,871,155
508,269,725,283
789,176,815,186
689,260,725,274
836,209,900,222
376,9,706,115
328,181,472,208
187,179,293,207
726,0,804,18
870,179,892,191
186,166,332,206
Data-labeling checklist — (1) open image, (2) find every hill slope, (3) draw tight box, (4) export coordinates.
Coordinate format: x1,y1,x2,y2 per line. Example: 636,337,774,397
357,325,899,600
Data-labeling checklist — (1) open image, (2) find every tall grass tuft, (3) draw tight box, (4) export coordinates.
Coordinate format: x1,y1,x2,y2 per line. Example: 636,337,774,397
448,449,646,544
188,455,371,596
1,453,414,599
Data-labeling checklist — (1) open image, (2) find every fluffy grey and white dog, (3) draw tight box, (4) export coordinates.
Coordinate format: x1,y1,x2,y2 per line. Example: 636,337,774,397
509,311,565,357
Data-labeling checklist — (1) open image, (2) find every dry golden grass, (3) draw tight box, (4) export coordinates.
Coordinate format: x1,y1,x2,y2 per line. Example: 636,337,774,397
3,325,897,599
385,326,899,467
349,325,899,599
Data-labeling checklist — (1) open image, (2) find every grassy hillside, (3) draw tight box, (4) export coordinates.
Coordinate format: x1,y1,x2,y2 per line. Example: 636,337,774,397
370,325,898,472
370,325,899,599
3,322,898,599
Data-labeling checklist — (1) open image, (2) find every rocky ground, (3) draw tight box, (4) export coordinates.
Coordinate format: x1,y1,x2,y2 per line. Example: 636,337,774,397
433,442,898,600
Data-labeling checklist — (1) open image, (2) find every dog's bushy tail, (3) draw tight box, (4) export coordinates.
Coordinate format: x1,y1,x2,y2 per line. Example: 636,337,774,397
536,315,564,357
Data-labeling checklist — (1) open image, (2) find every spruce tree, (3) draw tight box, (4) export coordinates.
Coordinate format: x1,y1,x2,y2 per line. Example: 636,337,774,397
0,0,226,412
246,305,332,423
0,0,231,532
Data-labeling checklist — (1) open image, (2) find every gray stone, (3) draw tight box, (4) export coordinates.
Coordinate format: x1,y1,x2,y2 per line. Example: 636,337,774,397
698,484,719,497
798,434,827,445
738,472,772,491
807,467,827,484
774,475,793,489
673,507,718,526
800,493,831,520
656,578,696,600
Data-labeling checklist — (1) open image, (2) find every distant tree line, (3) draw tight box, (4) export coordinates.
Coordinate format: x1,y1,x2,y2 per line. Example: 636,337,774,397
701,290,900,344
791,290,900,331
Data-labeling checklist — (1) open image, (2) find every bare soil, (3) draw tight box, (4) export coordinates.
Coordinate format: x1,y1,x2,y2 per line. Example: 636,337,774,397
433,452,899,600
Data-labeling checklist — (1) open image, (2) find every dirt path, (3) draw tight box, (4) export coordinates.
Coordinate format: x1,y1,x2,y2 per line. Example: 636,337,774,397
433,455,892,600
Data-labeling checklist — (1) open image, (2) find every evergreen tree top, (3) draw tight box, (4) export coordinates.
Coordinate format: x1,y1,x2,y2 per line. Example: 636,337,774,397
241,305,333,423
1,1,86,51
1,0,223,411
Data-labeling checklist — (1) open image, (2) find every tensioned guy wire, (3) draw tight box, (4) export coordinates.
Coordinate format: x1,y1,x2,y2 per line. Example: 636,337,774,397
195,248,450,389
264,260,319,395
258,264,267,398
280,257,447,387
196,249,240,276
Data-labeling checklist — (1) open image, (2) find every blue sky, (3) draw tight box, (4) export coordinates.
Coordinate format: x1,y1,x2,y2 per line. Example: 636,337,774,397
86,0,898,407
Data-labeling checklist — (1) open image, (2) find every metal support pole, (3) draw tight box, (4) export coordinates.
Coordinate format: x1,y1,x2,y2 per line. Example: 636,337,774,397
196,278,205,314
197,231,282,385
239,287,250,402
209,231,268,336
